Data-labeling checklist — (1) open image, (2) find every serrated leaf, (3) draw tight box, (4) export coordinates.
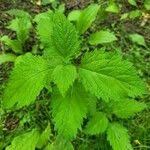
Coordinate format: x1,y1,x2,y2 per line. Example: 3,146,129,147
36,123,51,149
49,13,80,59
37,12,80,59
79,50,146,102
128,0,137,6
105,2,120,13
77,4,100,34
84,112,108,135
51,83,92,139
89,30,117,45
112,99,147,118
52,64,77,96
107,123,133,150
1,36,22,53
3,53,48,109
34,10,53,46
0,53,16,64
129,33,146,47
6,129,39,150
7,17,32,44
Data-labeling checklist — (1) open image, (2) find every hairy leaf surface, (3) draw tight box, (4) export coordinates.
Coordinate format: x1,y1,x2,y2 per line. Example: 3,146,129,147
84,112,108,135
79,50,146,101
40,12,80,60
112,99,146,118
51,84,92,139
52,64,77,96
107,123,133,150
6,129,39,150
3,53,48,109
50,13,80,59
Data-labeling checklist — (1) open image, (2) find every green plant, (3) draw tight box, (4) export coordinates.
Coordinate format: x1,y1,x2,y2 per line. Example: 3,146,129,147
2,4,147,150
0,9,32,64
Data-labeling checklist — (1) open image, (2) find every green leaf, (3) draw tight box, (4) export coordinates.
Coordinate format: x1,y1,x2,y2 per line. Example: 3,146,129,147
107,123,133,150
34,10,53,46
129,10,141,19
49,13,80,59
89,30,117,45
0,53,16,64
3,53,48,109
84,112,108,135
144,0,150,10
42,0,56,5
1,36,22,53
128,0,137,6
6,129,39,150
52,64,77,96
77,4,100,34
79,50,146,102
68,10,81,22
129,33,146,47
120,13,129,20
112,99,147,118
6,9,31,18
51,83,91,139
53,137,74,150
36,123,51,149
105,2,120,13
7,17,32,44
44,143,54,150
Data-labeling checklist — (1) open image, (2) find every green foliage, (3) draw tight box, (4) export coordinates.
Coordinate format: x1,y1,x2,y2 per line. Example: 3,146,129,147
79,50,145,101
84,112,108,135
51,84,90,139
3,53,48,109
52,64,77,96
0,53,16,64
50,13,80,59
36,123,51,149
105,2,120,13
128,0,137,6
1,4,148,150
0,9,32,65
107,123,133,150
74,4,100,34
111,99,147,118
6,9,31,18
34,10,53,46
89,30,117,45
129,33,146,47
144,0,150,10
68,10,81,22
5,129,39,150
0,36,22,53
7,17,32,44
